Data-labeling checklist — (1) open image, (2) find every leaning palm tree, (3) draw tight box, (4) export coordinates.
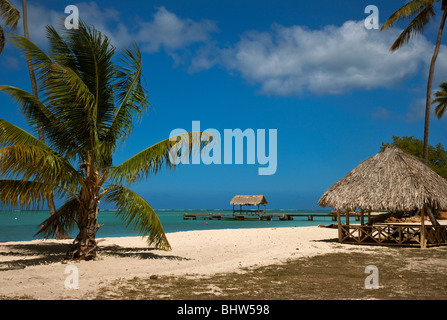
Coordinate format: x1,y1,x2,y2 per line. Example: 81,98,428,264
20,0,68,238
433,82,447,118
1,0,64,238
0,0,20,54
0,21,211,260
381,0,447,165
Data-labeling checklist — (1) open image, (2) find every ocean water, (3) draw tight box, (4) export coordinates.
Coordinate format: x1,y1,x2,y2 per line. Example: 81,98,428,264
0,209,339,242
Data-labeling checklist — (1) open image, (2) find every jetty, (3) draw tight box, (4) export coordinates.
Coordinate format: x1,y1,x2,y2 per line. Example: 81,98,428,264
184,195,381,222
183,212,371,222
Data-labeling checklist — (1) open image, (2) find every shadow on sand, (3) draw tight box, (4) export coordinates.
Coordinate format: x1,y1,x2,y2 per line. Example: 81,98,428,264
0,241,188,269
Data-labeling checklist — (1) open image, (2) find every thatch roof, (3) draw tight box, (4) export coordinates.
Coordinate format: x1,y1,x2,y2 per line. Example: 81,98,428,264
231,195,268,206
318,147,447,212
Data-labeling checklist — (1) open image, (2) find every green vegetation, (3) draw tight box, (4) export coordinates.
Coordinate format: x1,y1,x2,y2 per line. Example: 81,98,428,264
381,136,447,178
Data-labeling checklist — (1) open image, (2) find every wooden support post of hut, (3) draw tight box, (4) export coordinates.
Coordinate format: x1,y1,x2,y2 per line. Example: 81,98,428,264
421,206,426,249
230,195,268,216
318,147,447,248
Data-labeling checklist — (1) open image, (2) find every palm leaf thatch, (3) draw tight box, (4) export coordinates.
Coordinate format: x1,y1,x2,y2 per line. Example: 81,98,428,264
318,147,447,212
230,195,268,206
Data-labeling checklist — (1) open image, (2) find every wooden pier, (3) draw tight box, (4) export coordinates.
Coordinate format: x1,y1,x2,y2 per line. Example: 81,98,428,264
183,212,367,222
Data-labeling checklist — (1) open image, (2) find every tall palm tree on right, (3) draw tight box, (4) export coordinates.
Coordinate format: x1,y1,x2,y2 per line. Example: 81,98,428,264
381,0,447,165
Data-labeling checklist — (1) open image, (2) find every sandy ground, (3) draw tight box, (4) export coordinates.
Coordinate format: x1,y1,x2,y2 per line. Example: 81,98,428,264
0,226,382,299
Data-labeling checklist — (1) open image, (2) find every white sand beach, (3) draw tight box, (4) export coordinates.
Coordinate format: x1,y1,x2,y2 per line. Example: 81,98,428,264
0,226,360,299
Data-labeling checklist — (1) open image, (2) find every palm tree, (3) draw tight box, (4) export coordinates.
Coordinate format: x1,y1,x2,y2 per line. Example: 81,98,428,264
0,21,212,260
0,0,20,54
1,0,65,237
21,0,68,238
381,0,447,165
433,82,447,118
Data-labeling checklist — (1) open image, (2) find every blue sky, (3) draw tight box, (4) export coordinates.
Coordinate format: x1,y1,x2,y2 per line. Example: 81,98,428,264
1,0,447,210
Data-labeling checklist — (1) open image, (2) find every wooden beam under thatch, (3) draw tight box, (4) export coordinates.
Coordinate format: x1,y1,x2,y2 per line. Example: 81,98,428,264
318,146,447,212
230,195,268,206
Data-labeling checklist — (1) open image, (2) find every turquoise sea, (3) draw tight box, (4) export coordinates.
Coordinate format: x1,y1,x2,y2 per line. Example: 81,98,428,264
0,209,340,242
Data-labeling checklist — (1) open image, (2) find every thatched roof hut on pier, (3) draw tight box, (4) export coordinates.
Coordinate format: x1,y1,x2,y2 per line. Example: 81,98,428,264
230,195,268,215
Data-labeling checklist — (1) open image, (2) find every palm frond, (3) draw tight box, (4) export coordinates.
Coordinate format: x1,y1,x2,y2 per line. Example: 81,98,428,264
0,119,83,195
390,5,436,51
0,118,49,148
0,0,19,54
48,21,117,164
67,20,116,131
381,0,438,30
104,186,170,250
45,25,77,71
106,43,149,147
0,25,5,54
433,82,447,118
46,63,97,137
33,61,98,160
0,0,20,28
0,143,82,192
0,85,50,131
109,131,214,185
35,196,79,238
9,23,115,162
0,86,84,159
7,33,53,87
0,179,56,210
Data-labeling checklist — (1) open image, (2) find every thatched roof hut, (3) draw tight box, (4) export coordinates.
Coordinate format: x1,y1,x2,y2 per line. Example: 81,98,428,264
231,195,268,214
230,195,268,206
318,146,447,212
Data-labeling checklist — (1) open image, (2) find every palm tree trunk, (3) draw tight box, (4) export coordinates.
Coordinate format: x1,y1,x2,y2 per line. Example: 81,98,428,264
426,207,440,226
422,2,447,227
22,0,69,239
66,198,102,261
66,174,102,261
423,1,447,164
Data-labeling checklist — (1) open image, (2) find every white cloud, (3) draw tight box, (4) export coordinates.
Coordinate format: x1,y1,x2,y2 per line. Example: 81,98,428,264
371,107,391,120
193,20,447,96
0,55,20,70
135,6,218,53
404,97,427,123
8,2,218,57
7,2,447,98
9,0,60,47
9,1,123,47
431,45,447,90
377,94,444,124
